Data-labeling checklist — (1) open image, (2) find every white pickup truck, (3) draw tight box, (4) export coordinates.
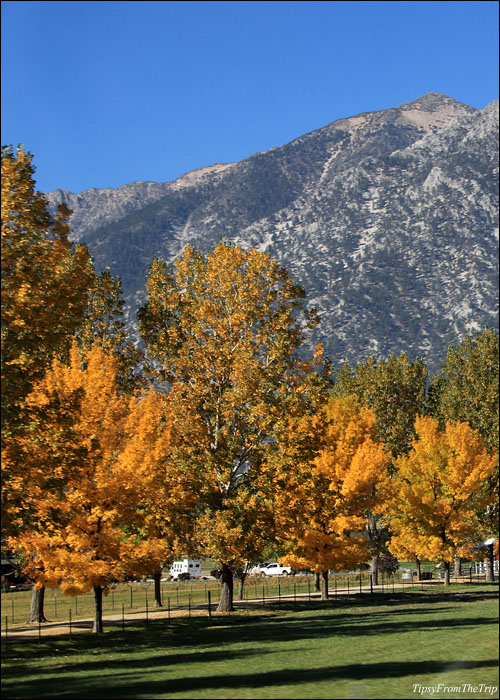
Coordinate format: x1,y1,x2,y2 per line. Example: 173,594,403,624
260,563,294,576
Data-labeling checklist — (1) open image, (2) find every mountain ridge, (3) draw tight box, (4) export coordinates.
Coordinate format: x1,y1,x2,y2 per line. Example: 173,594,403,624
47,93,481,238
46,93,499,373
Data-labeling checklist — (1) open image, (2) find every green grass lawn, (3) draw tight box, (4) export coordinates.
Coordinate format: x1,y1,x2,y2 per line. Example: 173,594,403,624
2,584,498,700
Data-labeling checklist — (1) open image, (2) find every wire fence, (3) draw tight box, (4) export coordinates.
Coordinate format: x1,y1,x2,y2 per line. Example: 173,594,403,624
1,566,494,646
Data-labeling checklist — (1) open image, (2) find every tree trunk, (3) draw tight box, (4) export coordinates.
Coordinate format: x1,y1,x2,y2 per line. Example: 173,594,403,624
485,543,495,582
443,561,451,586
321,570,329,600
454,556,462,579
93,585,104,633
314,572,321,592
26,585,48,624
153,570,163,607
370,555,379,586
416,557,422,582
237,572,247,601
217,563,234,612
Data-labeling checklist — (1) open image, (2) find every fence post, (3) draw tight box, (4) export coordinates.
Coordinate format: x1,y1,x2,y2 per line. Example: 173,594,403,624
54,594,57,619
278,583,281,607
359,573,362,595
294,583,297,607
145,592,149,629
4,616,7,649
262,586,265,608
69,608,72,640
129,585,133,608
207,591,211,619
75,595,78,615
38,617,41,643
308,579,311,601
122,602,125,632
370,574,373,595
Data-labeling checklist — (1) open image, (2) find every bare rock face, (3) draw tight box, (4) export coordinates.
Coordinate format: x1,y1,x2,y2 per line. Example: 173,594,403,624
45,93,499,372
46,163,235,242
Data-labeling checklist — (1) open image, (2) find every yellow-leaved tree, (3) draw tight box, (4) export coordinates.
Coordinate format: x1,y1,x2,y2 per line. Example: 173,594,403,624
386,415,498,585
137,242,326,611
272,395,389,599
7,343,176,632
116,389,201,608
1,146,94,527
429,329,499,580
333,352,428,583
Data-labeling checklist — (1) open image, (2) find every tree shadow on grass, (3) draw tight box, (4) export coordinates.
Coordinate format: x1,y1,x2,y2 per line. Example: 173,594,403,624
3,587,497,699
3,658,498,699
259,587,499,613
1,646,270,699
4,587,498,658
3,608,497,678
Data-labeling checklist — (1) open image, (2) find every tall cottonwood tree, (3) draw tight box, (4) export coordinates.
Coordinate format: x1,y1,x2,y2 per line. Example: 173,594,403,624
138,242,324,611
385,415,497,585
272,396,389,599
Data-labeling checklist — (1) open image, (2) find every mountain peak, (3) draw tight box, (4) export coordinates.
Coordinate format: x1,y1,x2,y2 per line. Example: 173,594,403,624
401,92,473,111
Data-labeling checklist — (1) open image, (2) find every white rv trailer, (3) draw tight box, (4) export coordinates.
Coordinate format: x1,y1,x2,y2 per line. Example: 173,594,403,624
169,559,202,580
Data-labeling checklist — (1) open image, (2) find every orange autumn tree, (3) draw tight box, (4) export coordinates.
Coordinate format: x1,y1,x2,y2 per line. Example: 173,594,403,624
138,242,325,611
1,146,94,435
2,146,95,535
386,415,498,585
7,343,174,633
273,395,389,599
117,389,200,608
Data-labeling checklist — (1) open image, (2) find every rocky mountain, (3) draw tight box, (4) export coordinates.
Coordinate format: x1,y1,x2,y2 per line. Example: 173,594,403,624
46,93,499,373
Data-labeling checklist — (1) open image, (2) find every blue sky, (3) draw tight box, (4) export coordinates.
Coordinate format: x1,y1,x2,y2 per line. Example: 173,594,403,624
2,0,498,193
